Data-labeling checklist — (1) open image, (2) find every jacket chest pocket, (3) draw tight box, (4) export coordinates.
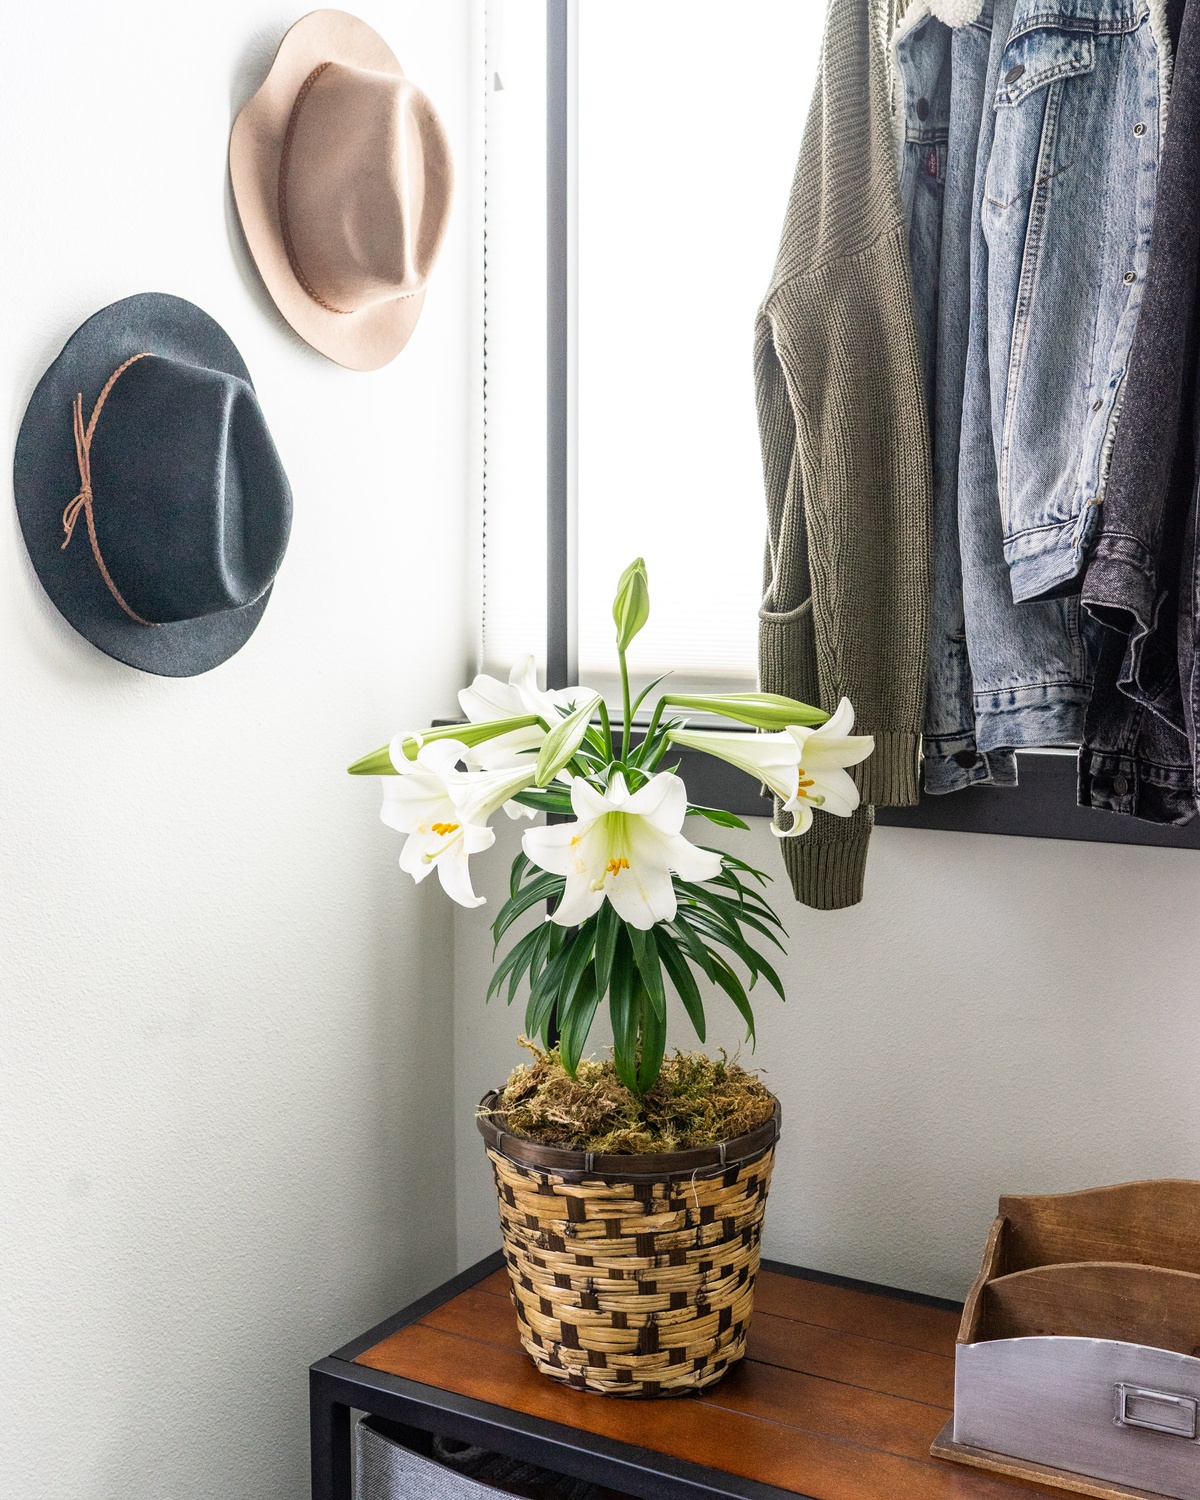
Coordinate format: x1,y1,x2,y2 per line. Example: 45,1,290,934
995,26,1095,107
984,25,1095,212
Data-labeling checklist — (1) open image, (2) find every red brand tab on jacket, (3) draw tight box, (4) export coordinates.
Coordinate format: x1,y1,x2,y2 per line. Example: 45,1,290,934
926,148,939,178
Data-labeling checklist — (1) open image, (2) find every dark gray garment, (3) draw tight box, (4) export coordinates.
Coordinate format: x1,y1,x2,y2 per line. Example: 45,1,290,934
1079,0,1200,824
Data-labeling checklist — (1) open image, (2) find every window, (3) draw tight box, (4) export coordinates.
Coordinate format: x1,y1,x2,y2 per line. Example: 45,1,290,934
575,2,821,700
481,0,821,700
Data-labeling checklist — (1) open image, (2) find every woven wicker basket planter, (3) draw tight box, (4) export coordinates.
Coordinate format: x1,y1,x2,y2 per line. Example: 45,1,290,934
477,1090,780,1398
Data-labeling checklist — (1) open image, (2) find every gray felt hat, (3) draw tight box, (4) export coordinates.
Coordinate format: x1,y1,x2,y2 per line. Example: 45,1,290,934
14,293,293,677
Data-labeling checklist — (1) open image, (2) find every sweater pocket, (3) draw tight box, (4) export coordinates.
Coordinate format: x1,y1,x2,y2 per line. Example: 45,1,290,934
758,603,818,705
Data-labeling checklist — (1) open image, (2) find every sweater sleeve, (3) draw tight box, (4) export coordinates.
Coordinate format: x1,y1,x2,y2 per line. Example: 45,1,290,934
756,318,875,910
754,0,931,911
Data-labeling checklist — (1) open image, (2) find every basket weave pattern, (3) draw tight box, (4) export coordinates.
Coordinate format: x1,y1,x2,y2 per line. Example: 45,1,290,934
487,1135,776,1397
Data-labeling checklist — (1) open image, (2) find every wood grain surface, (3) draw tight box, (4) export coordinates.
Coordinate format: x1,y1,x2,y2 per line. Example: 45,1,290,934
976,1262,1200,1356
356,1268,1082,1500
998,1183,1200,1277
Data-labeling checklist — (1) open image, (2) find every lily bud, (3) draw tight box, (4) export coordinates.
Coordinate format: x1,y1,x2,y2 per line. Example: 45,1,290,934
347,714,546,775
613,558,650,653
534,692,601,786
662,692,828,730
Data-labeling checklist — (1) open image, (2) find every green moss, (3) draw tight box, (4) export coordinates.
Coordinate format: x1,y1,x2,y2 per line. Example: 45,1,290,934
485,1039,776,1154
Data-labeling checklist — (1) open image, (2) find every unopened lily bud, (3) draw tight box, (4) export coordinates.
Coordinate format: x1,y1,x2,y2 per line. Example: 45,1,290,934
612,558,650,653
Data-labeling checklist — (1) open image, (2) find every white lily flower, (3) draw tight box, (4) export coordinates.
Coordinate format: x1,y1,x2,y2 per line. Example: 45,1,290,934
522,770,722,930
670,697,874,837
380,739,536,908
458,654,598,815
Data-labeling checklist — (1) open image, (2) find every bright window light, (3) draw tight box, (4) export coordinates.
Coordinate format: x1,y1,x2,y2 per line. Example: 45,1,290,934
481,2,821,700
576,1,821,699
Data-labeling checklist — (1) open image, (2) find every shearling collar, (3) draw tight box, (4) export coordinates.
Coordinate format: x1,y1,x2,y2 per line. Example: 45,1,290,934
926,0,985,24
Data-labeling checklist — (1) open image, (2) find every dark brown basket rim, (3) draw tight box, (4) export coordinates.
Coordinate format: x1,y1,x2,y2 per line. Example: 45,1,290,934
476,1089,781,1182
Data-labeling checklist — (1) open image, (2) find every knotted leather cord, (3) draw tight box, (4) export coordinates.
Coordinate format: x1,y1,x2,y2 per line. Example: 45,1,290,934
61,352,160,627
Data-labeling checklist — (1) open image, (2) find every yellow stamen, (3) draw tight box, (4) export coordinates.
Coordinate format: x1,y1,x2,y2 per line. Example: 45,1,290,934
606,857,630,876
431,821,460,836
795,769,818,800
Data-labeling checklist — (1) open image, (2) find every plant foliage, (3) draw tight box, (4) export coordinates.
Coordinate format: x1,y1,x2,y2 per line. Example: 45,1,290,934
487,681,787,1094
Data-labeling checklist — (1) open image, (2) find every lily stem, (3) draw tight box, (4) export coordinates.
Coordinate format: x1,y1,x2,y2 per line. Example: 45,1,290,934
597,697,614,761
619,645,632,762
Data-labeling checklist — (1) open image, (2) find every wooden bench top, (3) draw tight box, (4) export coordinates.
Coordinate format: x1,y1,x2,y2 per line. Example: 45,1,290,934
354,1262,1077,1500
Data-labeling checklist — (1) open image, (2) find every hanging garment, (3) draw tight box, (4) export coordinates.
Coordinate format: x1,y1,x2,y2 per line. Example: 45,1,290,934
957,0,1101,759
895,0,1096,788
895,0,1018,793
756,0,932,909
984,0,1172,605
1079,0,1200,825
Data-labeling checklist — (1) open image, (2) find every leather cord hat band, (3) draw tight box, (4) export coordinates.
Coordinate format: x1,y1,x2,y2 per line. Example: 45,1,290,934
61,353,161,627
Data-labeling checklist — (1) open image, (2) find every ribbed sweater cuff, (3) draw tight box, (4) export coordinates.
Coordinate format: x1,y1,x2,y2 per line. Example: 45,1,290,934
855,731,922,807
778,805,873,910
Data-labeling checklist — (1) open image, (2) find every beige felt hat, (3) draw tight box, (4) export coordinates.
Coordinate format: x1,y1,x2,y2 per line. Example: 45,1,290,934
230,10,453,371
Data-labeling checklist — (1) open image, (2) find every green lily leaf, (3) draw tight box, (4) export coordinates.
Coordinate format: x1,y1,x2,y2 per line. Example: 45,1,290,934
637,985,666,1094
685,804,750,830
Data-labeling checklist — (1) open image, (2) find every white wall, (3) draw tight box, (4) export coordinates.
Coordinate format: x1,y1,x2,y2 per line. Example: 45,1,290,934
0,5,478,1498
455,818,1200,1301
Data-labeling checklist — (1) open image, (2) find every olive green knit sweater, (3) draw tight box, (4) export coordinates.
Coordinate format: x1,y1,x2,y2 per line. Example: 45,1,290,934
756,0,931,910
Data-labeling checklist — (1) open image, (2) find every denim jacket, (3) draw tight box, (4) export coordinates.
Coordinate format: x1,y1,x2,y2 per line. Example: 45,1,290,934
895,0,1172,791
896,0,1101,790
984,0,1171,605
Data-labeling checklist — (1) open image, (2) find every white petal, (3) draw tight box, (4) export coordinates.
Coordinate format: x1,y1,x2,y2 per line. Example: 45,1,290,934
399,831,440,880
463,824,497,854
459,674,524,723
388,732,419,770
510,655,562,720
522,821,581,876
605,771,630,806
416,739,469,779
380,776,454,835
622,772,687,834
463,725,544,771
509,654,541,695
503,800,537,820
671,728,799,803
821,697,857,738
450,765,538,826
804,734,876,772
511,655,602,721
606,858,677,929
771,803,814,837
549,876,607,927
661,833,722,882
810,766,861,817
435,842,488,908
570,777,613,822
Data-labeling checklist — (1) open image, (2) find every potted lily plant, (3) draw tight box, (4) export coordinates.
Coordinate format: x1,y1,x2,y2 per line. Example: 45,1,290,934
350,560,873,1396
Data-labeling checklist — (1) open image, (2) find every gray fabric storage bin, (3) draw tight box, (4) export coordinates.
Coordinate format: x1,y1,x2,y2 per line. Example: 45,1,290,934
354,1419,634,1500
